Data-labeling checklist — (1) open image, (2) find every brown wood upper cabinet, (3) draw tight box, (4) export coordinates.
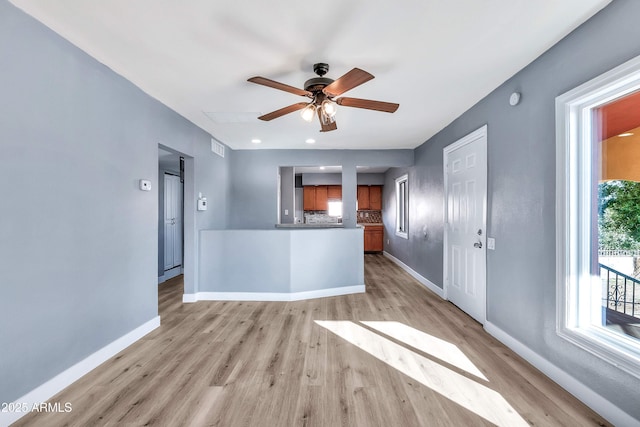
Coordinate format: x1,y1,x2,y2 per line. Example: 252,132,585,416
357,186,370,210
357,185,382,210
303,185,330,210
369,185,382,210
327,185,342,199
315,186,328,211
303,186,316,210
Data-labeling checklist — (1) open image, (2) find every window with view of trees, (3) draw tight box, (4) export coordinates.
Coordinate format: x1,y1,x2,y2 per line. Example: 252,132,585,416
599,181,640,251
557,55,640,379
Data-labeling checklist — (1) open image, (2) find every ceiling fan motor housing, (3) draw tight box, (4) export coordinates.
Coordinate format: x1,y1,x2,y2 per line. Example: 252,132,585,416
313,62,329,76
304,77,334,93
304,63,333,93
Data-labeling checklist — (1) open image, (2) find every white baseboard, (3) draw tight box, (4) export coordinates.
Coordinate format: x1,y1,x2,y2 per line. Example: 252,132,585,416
383,251,444,298
182,284,365,303
158,266,183,284
484,321,638,427
1,316,161,427
182,293,197,303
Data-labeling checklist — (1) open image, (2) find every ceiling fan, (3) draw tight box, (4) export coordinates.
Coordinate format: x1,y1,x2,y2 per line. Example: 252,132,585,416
247,63,399,132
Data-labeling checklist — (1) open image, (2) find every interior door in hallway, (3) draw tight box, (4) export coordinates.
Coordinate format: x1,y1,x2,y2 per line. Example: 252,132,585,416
444,126,487,324
164,173,183,271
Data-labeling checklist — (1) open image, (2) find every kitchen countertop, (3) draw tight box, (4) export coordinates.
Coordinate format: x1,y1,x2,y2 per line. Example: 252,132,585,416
275,223,345,229
275,223,383,229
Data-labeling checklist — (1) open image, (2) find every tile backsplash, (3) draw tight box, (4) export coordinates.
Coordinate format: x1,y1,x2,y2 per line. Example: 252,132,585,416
304,212,340,224
357,210,382,223
303,210,382,223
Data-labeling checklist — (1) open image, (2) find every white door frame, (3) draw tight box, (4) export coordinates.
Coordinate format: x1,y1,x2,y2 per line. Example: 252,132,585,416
158,145,195,294
443,125,488,323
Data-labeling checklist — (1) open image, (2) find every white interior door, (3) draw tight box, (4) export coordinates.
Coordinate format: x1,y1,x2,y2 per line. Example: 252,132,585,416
164,173,183,271
444,126,487,324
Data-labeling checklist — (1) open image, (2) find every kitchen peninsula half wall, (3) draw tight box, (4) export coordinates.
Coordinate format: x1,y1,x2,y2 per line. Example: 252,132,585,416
189,228,364,302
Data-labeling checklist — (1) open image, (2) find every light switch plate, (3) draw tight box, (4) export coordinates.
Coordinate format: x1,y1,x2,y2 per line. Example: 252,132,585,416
139,179,151,191
487,237,495,250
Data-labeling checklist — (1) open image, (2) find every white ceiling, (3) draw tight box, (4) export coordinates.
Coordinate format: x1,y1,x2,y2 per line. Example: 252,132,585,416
10,0,610,150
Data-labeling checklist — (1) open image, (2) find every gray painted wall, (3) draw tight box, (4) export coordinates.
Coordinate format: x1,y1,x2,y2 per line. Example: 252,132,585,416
300,173,384,186
279,167,294,224
0,0,230,403
229,150,413,229
357,173,385,185
302,173,342,186
199,228,364,293
383,0,640,420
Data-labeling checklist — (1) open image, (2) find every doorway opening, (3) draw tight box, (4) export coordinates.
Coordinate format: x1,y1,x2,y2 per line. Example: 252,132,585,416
159,146,184,284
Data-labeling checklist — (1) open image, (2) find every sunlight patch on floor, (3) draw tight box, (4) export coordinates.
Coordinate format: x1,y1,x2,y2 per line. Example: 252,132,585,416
361,321,488,381
315,320,528,427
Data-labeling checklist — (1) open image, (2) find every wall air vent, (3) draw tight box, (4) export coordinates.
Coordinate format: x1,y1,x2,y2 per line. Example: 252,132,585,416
211,139,225,158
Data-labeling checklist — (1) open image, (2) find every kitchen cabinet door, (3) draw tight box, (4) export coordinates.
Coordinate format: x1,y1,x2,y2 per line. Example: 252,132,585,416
315,186,328,211
369,186,382,210
357,186,370,210
303,186,316,210
327,185,342,200
364,226,384,252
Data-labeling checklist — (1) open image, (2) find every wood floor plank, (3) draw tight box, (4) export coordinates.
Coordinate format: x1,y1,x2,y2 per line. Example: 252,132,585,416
13,254,611,426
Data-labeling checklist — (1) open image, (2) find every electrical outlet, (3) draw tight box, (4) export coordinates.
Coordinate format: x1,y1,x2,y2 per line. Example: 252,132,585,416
487,237,495,250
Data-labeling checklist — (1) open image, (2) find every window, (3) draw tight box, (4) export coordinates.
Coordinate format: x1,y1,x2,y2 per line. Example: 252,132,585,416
395,174,408,239
556,54,640,378
327,201,342,217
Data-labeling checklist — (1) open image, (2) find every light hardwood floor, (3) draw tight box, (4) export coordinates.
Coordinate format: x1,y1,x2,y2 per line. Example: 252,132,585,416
14,254,609,426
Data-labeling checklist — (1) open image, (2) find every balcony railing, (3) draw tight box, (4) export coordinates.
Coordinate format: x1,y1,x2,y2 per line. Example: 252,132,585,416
598,249,640,257
600,263,640,319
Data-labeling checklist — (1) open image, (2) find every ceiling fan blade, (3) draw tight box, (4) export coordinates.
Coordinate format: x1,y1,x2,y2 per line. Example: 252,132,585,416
317,109,337,132
248,76,312,97
258,103,309,121
322,68,374,97
336,97,399,113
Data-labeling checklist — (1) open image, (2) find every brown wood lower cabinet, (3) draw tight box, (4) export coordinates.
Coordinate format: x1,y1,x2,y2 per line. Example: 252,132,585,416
364,225,384,252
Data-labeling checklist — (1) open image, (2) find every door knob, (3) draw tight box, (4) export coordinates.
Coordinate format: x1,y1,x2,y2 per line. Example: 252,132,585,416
474,241,483,249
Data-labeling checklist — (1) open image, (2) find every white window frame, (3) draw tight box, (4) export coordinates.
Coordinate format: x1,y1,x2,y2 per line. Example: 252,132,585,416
556,54,640,379
395,174,408,239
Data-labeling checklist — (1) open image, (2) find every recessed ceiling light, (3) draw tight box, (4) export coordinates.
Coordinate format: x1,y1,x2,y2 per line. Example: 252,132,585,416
251,138,261,144
618,132,634,137
305,138,316,144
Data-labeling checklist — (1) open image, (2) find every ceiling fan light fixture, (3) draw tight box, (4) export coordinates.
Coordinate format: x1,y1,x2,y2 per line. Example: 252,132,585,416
319,108,336,126
321,99,337,118
300,104,316,122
